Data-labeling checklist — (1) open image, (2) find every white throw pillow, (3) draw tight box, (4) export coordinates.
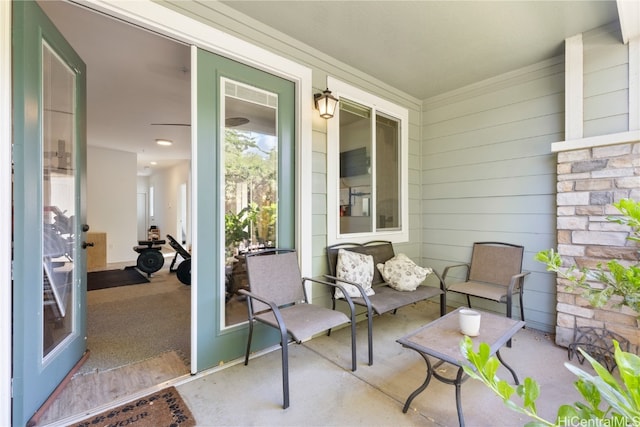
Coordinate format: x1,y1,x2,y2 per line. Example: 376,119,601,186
334,249,375,299
377,253,432,292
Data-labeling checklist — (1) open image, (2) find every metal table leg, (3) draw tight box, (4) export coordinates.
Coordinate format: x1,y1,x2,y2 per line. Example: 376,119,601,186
453,367,465,427
496,350,519,384
402,352,470,427
402,352,433,413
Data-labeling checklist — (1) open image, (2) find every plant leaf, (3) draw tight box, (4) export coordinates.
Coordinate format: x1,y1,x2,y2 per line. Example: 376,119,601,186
516,377,540,413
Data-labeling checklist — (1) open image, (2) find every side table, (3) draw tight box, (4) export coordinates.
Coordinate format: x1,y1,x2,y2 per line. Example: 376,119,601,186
396,307,525,426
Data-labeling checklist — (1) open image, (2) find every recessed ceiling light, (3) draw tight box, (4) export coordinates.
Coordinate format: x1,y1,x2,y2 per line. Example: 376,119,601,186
150,161,157,165
156,139,173,146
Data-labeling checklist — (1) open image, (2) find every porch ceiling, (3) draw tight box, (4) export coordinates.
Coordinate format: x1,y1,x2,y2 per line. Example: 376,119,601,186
221,0,620,100
37,1,620,174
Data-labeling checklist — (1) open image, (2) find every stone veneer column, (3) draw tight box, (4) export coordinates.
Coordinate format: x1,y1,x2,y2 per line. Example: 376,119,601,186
555,142,640,349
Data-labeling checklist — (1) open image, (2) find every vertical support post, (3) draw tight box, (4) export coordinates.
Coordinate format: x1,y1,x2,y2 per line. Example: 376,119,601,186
629,37,639,130
565,34,584,141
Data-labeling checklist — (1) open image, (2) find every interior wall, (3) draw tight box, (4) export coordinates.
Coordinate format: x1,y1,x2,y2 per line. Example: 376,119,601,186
147,160,190,242
421,58,564,332
137,176,149,241
87,145,138,263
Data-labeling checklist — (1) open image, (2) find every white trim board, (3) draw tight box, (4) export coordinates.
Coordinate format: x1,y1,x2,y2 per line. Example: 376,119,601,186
617,0,640,44
629,37,639,130
551,130,640,152
0,2,12,426
564,34,584,140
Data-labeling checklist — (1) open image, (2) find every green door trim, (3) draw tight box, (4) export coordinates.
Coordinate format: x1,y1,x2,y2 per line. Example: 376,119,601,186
12,2,87,425
193,47,296,371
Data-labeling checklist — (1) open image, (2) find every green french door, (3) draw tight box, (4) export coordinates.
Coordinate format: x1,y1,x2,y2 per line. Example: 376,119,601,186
194,48,295,370
12,2,87,425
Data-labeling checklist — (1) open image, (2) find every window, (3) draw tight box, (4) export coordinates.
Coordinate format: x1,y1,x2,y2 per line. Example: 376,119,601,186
222,78,286,327
327,78,409,244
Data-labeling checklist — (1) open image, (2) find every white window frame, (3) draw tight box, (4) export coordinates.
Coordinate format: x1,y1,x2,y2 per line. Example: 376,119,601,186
326,77,409,245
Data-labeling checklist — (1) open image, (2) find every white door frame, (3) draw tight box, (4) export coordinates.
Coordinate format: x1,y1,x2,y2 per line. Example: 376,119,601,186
1,2,13,426
0,0,312,423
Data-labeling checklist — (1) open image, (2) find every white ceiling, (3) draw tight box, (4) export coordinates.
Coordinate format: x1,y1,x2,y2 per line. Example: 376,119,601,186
221,1,620,100
38,0,192,176
38,1,621,174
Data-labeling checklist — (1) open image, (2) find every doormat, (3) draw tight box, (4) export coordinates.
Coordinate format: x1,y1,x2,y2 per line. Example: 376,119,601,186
73,386,195,427
87,267,149,291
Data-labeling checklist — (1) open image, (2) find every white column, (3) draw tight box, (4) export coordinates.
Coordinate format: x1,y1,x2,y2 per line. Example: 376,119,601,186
629,37,639,130
565,34,584,140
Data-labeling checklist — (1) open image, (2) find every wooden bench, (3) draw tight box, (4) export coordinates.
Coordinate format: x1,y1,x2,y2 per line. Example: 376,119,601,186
326,241,446,365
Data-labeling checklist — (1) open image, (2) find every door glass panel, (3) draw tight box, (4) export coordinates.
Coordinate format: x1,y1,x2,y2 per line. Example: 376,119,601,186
339,99,372,234
42,42,76,357
375,112,400,230
223,78,278,327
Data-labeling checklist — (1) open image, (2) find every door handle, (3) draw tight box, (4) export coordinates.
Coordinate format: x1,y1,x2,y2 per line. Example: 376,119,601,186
82,241,94,249
82,224,90,232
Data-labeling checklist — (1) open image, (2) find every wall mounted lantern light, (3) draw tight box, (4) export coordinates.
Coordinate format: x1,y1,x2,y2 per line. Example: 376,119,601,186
314,88,339,119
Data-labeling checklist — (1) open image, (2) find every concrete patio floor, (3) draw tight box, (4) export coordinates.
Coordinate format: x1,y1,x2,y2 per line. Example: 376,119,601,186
177,301,591,427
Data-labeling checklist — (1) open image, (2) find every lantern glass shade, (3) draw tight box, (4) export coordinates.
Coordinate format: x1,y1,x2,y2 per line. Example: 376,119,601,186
314,88,339,119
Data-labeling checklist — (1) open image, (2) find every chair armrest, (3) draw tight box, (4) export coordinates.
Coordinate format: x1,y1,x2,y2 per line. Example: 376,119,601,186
442,263,470,283
506,271,531,295
238,289,288,335
303,277,357,318
323,274,369,299
323,274,374,317
238,289,281,313
430,269,446,292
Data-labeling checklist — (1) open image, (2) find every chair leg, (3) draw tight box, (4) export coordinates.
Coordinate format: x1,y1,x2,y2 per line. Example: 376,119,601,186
367,309,373,366
466,295,472,308
328,299,336,336
350,319,357,371
281,338,290,409
244,320,254,366
520,292,526,325
506,297,513,348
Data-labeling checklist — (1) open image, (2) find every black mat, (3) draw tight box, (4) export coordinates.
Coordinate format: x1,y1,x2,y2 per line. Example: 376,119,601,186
87,266,149,291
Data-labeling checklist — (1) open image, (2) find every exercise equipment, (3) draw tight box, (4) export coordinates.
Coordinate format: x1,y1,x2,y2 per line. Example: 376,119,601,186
166,234,191,286
133,239,165,276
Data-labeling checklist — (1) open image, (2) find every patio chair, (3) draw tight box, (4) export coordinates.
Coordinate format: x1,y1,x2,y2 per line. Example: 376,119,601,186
239,249,357,409
443,242,530,323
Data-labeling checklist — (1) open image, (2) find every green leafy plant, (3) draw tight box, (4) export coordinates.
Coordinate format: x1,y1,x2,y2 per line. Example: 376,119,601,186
535,198,640,315
461,337,640,426
224,203,259,250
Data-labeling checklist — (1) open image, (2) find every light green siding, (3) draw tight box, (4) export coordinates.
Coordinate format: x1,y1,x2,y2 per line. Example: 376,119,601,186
421,59,564,332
